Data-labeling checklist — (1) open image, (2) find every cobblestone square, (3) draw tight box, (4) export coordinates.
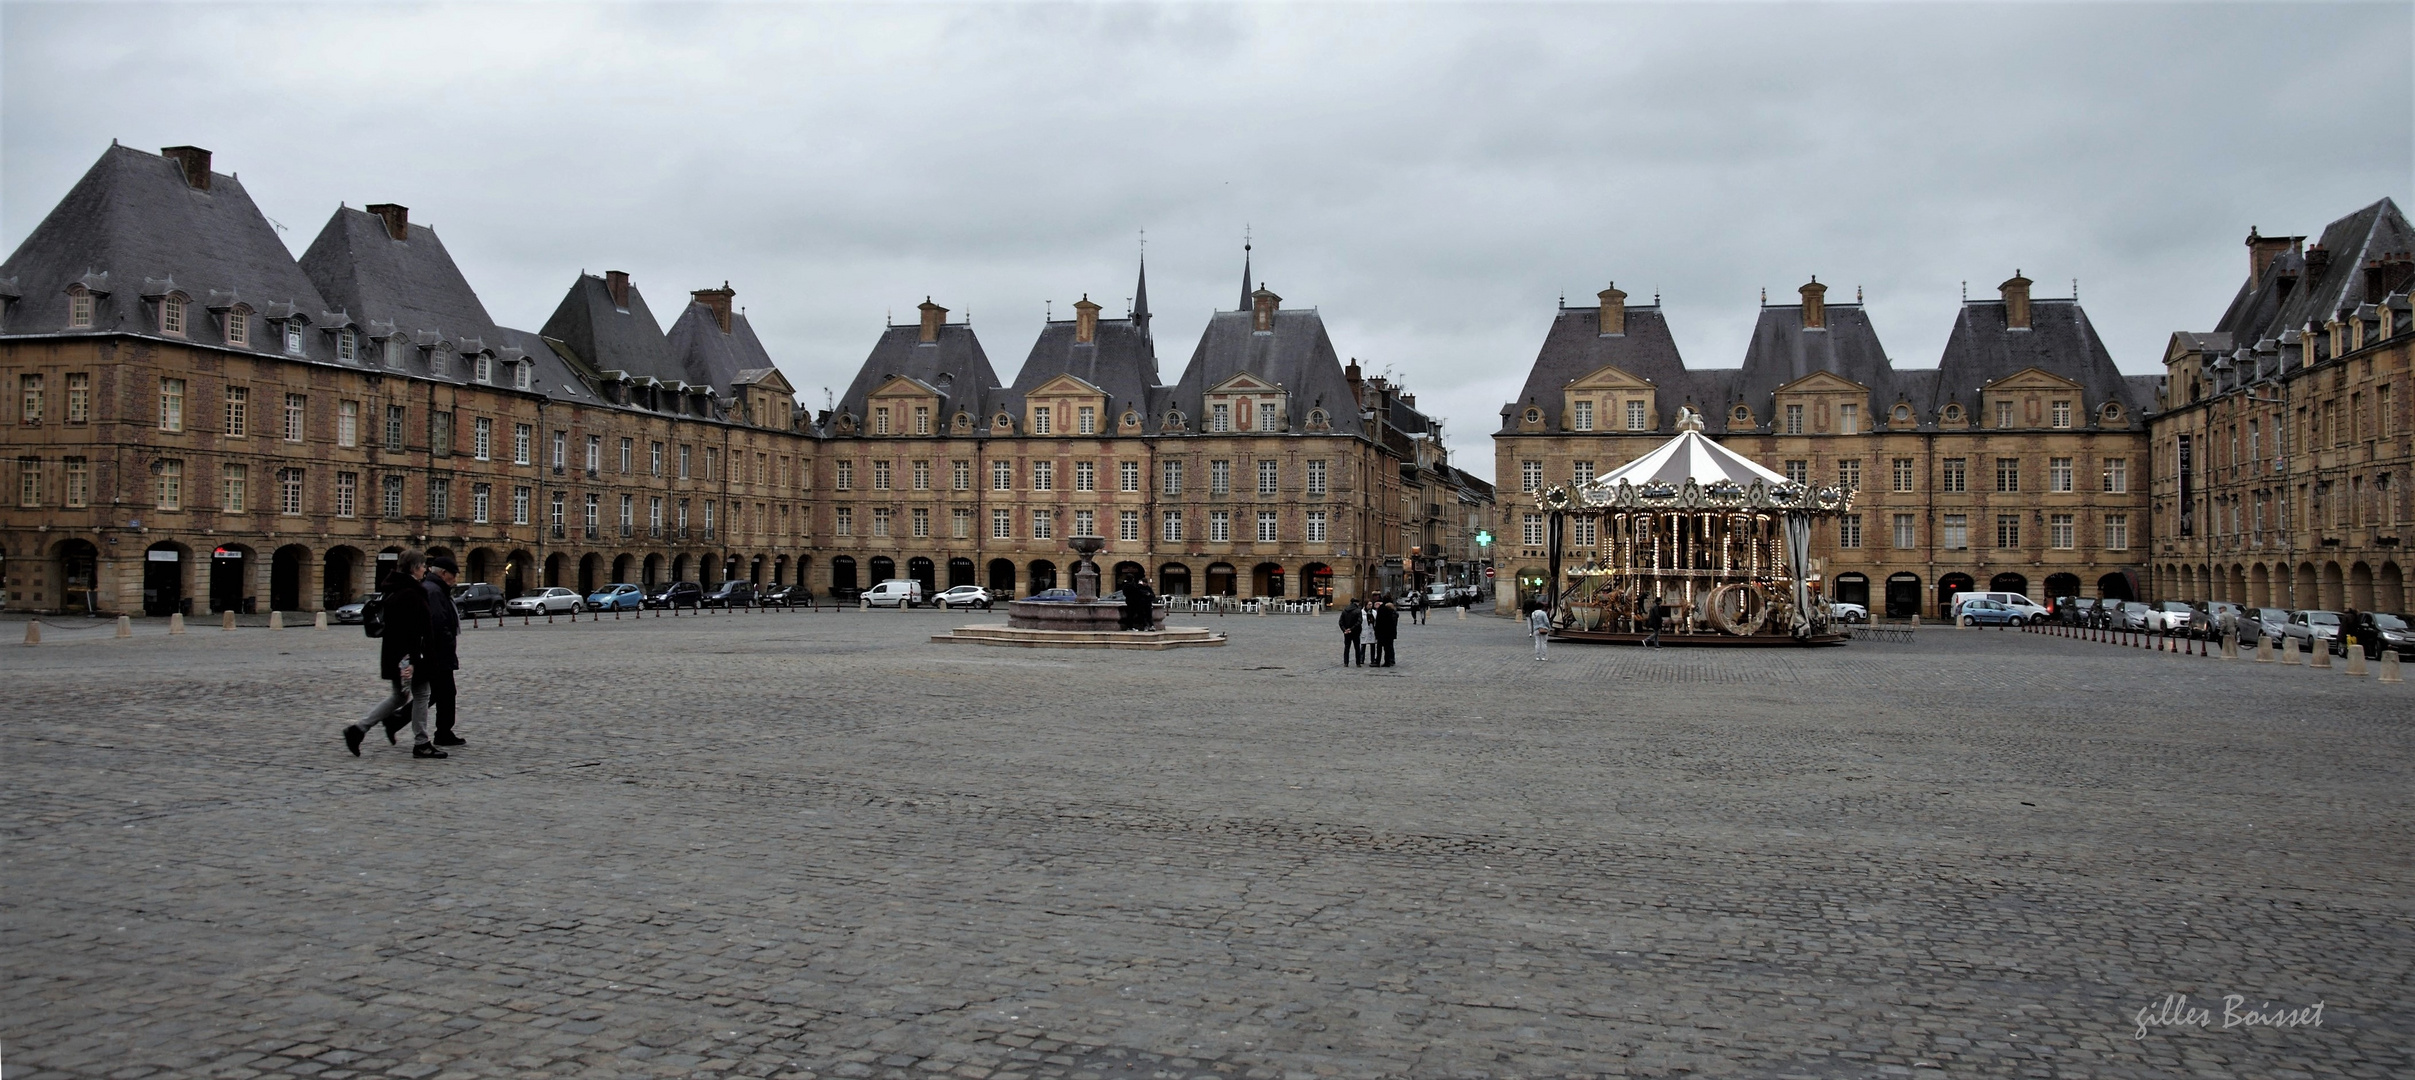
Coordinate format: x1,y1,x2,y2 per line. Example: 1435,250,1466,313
3,609,2409,1079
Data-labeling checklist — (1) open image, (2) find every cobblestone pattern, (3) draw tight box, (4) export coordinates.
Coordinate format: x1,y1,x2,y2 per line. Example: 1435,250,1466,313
2,609,2408,1080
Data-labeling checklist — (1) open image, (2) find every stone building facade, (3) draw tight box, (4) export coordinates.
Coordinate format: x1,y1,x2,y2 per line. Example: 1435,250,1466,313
2152,199,2413,613
1493,278,2160,618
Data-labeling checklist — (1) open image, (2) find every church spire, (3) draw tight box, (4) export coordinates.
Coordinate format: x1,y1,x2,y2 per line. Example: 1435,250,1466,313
1239,227,1253,311
1132,251,1150,336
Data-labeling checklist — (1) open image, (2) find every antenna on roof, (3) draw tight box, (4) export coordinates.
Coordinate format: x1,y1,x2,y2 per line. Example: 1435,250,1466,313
1961,281,1968,302
1046,299,1052,320
1857,285,1863,303
1760,287,1767,305
2072,278,2079,301
1654,288,1661,305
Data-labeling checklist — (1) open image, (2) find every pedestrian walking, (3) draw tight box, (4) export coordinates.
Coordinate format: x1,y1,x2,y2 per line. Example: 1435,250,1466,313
341,548,444,759
1643,599,1664,649
1372,598,1400,667
1528,601,1552,660
1338,596,1364,666
1409,591,1427,625
422,555,466,747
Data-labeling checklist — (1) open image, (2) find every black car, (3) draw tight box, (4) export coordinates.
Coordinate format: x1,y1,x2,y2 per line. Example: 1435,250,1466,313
701,580,755,608
644,581,703,610
451,581,506,618
759,583,812,608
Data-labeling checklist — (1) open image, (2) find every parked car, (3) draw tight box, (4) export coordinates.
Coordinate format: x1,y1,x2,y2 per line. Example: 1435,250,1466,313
935,585,992,609
586,583,644,612
1953,591,2050,622
2283,610,2344,654
1956,598,2027,627
2241,607,2291,643
759,583,811,608
506,587,584,615
1023,588,1080,603
451,582,506,618
701,580,756,608
2146,600,2200,634
1828,601,1869,623
2370,612,2415,658
860,579,924,608
2199,601,2248,639
333,597,370,624
645,581,703,610
2113,601,2154,631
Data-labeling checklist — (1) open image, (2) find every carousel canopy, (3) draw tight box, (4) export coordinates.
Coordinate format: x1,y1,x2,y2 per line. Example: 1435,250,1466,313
1592,427,1787,490
1543,407,1849,513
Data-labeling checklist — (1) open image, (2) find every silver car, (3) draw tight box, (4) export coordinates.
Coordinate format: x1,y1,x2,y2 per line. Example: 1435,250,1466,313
505,587,585,615
2283,610,2343,655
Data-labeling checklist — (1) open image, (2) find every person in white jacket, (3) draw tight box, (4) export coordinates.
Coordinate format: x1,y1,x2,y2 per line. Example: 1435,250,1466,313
1527,603,1553,661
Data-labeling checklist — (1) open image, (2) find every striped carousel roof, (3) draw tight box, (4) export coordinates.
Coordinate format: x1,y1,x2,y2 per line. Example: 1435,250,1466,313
1589,426,1788,491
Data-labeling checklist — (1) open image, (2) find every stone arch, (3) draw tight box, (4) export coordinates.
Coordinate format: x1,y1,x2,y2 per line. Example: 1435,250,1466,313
2321,561,2344,610
468,546,503,587
2042,572,2081,606
947,556,975,589
544,552,569,588
207,542,257,614
1251,562,1285,598
49,536,102,614
1158,562,1192,597
1301,562,1334,604
1027,559,1058,592
2250,562,2272,607
270,543,311,611
1989,572,2029,597
1204,562,1237,597
988,558,1017,595
2296,562,2318,609
1112,561,1145,589
831,555,859,596
578,553,603,594
1938,572,1975,618
324,545,366,608
907,556,935,594
2376,561,2404,613
612,553,637,585
2097,571,2135,602
503,549,534,597
644,553,666,588
869,555,897,584
144,540,192,617
2349,561,2375,612
672,554,692,584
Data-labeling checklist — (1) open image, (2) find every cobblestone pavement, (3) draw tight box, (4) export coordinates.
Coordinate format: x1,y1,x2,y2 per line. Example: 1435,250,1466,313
3,607,2409,1080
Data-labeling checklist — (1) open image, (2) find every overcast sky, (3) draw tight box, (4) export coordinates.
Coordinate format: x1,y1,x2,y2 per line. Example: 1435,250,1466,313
5,2,2409,465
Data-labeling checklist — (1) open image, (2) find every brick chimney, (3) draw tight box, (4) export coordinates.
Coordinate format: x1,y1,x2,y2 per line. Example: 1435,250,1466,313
604,270,631,309
160,146,211,190
918,298,947,343
1597,283,1627,336
1250,285,1280,332
1345,359,1364,407
2304,243,2331,281
2246,227,2302,282
1999,270,2033,330
1799,278,1827,330
692,282,735,334
366,203,409,241
1073,294,1100,344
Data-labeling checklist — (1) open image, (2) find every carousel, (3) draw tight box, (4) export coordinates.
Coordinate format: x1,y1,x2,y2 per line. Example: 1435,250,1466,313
1533,407,1853,645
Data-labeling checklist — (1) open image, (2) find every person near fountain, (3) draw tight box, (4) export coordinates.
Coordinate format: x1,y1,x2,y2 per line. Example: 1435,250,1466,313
1122,575,1156,631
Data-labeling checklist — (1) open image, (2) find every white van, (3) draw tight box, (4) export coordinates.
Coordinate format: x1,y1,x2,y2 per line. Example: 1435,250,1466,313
1953,591,2048,621
861,579,925,608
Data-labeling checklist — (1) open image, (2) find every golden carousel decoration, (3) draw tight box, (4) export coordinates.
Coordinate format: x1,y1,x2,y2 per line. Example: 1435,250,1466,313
1534,406,1853,645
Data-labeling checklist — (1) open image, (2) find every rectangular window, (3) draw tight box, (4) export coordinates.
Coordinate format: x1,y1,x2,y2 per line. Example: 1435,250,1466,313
1163,509,1184,543
2052,400,2072,428
951,507,971,539
469,483,490,524
991,508,1012,538
1837,459,1861,491
991,459,1012,490
1995,458,2020,493
618,493,633,531
836,506,855,536
1522,513,1544,547
677,444,691,479
1078,405,1097,434
1258,459,1279,495
1031,509,1053,540
912,506,931,538
1163,460,1184,495
280,394,305,442
1995,514,2020,548
581,493,599,533
1258,402,1277,432
335,472,358,518
1305,509,1327,543
512,486,530,525
1942,514,1968,550
912,459,931,490
649,496,663,535
278,467,304,515
955,460,973,491
1521,460,1542,492
155,459,184,510
1627,400,1647,431
914,405,931,435
1119,509,1140,541
63,457,89,508
1257,510,1278,542
1573,516,1595,547
69,289,93,327
1941,458,1967,493
2102,458,2128,493
1784,460,1807,484
387,406,407,452
427,411,452,456
1076,460,1095,491
220,462,247,512
1031,461,1051,491
703,499,717,536
1784,404,1803,435
1073,508,1095,536
873,406,891,435
1306,459,1327,496
872,460,892,490
1209,510,1230,542
835,460,854,490
1838,513,1862,548
1119,460,1140,492
2105,513,2130,550
17,456,40,507
223,385,248,437
619,438,633,473
551,491,566,533
1031,406,1052,435
473,417,492,460
1211,403,1230,432
2043,456,2071,492
1892,457,1915,493
1893,513,1915,549
19,374,42,424
430,478,452,522
584,434,601,474
2050,513,2075,549
382,474,405,519
505,423,527,465
1572,400,1593,431
66,373,88,424
475,355,492,385
283,321,305,356
513,361,531,391
1838,403,1858,435
382,338,404,369
1573,461,1595,485
1994,400,2013,429
159,378,186,432
1210,460,1230,495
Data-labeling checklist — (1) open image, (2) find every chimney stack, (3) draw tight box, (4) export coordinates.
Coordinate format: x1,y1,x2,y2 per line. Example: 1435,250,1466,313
160,146,211,190
366,203,410,241
1073,294,1100,344
2304,244,2331,281
1798,278,1827,330
918,298,947,343
2246,227,2303,282
1999,270,2033,330
1250,285,1281,332
1345,360,1364,406
604,270,631,309
692,282,735,333
1597,283,1628,335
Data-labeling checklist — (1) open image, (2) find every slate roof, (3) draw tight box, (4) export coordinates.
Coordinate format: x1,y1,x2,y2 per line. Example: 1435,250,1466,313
833,320,1003,427
1732,301,1900,416
0,144,334,357
299,206,498,351
1931,297,2151,416
1497,302,1695,433
1001,313,1162,430
2215,199,2414,345
664,300,782,393
538,273,684,386
1167,306,1365,436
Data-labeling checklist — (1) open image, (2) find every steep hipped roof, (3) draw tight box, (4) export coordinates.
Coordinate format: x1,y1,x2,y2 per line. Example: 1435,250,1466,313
834,320,1002,424
1498,301,1696,433
664,300,781,393
1002,313,1162,429
1931,297,2150,416
2216,199,2414,344
1168,306,1364,436
299,206,499,354
538,273,682,384
0,144,333,355
1733,301,1900,415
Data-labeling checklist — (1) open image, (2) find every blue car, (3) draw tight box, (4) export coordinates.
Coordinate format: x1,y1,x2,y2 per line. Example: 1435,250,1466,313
586,583,644,612
1956,598,2027,627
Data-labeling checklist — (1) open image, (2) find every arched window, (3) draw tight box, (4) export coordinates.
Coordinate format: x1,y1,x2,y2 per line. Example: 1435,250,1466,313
475,355,493,384
513,361,533,391
1165,410,1185,428
65,285,94,329
224,304,251,347
1307,408,1328,427
282,319,305,356
161,292,189,337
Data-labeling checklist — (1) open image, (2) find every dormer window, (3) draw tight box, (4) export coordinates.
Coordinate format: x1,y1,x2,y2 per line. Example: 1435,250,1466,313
2101,402,2122,424
335,329,357,362
514,361,533,391
430,344,451,378
382,337,403,368
1892,403,1911,423
874,406,891,435
1122,410,1139,427
1307,408,1328,427
995,412,1013,432
1258,402,1277,431
1164,410,1185,429
1942,403,1963,424
1212,403,1231,431
1524,407,1542,424
161,293,189,337
1734,405,1751,424
283,320,305,356
224,305,251,348
66,286,94,329
475,355,492,384
1032,406,1052,434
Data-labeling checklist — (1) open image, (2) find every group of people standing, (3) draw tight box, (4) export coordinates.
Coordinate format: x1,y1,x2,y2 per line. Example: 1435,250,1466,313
341,547,468,760
1336,596,1401,667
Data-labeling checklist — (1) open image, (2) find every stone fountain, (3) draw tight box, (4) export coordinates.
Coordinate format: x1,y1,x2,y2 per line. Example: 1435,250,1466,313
931,537,1221,649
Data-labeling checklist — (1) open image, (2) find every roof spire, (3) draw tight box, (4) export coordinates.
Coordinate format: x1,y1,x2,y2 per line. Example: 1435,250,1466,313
1132,246,1151,334
1240,225,1253,311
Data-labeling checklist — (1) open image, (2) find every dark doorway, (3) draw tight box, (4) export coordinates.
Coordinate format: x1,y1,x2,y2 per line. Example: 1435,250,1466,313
2044,572,2082,603
1302,562,1333,603
2097,571,2137,601
544,553,567,588
271,545,307,611
1158,562,1191,597
56,540,99,614
1113,561,1144,589
504,550,531,598
1252,562,1285,597
1205,562,1237,596
831,556,860,598
144,543,185,617
948,557,976,588
908,556,936,595
1884,572,1921,619
1989,572,2029,596
323,547,361,607
1833,572,1869,609
869,555,896,584
578,554,602,595
643,553,665,588
671,554,691,584
987,558,1016,595
1938,572,1975,618
1028,560,1058,591
210,546,248,613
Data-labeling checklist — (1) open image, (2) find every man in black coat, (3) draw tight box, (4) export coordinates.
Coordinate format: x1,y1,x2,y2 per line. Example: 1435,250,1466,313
342,549,444,759
1372,598,1400,667
1338,597,1364,666
422,556,466,747
1122,576,1156,631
